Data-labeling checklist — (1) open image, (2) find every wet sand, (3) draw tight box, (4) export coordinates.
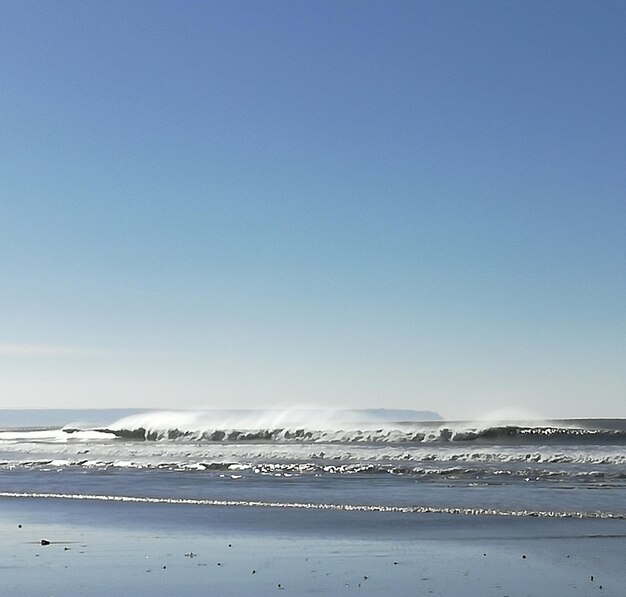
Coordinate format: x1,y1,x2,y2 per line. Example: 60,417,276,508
1,497,624,596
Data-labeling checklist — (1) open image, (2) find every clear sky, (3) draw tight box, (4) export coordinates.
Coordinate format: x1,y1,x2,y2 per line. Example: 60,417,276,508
1,1,625,419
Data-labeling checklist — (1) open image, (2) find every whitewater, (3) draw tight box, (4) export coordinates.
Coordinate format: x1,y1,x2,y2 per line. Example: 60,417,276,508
1,409,624,520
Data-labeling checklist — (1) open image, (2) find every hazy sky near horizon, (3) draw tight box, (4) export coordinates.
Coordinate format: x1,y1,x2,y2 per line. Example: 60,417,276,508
1,1,625,419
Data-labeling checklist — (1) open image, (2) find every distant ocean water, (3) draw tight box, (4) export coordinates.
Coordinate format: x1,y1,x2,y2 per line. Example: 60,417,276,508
0,409,624,519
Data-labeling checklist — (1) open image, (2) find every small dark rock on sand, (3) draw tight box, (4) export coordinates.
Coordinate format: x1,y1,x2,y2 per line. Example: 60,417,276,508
40,539,51,546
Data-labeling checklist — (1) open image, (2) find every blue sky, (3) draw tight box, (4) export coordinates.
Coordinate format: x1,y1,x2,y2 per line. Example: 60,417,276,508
1,1,625,418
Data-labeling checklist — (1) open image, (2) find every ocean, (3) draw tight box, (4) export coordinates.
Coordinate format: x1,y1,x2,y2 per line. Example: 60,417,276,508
1,408,624,521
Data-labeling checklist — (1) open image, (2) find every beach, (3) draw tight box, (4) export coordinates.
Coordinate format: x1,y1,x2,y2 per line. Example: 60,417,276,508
1,410,624,595
2,496,624,596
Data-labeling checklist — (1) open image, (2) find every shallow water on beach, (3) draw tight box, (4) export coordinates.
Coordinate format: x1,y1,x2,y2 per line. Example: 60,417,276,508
2,497,626,597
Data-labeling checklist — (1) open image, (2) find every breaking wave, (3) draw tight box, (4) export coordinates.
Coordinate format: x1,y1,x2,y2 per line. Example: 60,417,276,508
87,412,626,445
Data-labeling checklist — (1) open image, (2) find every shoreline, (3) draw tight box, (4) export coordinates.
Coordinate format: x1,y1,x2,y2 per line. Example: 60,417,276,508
1,496,624,595
2,490,623,520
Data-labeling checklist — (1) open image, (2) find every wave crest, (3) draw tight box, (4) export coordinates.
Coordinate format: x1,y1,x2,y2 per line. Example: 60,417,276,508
94,414,626,445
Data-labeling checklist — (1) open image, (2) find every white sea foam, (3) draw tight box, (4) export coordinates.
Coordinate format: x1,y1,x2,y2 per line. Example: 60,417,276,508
0,491,623,520
0,429,115,443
